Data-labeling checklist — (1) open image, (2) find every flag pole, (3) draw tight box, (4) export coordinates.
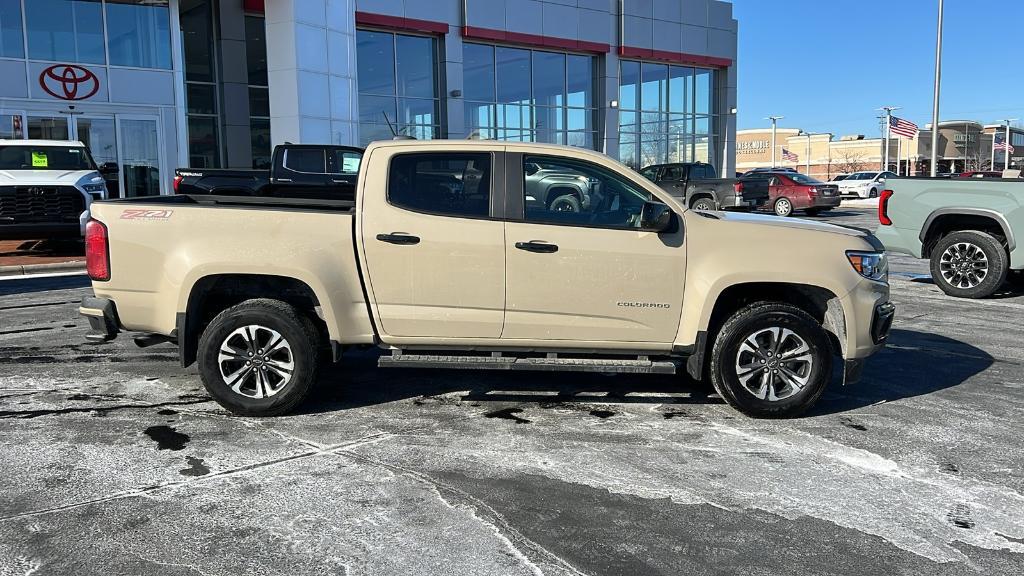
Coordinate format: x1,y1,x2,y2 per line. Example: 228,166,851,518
929,0,944,177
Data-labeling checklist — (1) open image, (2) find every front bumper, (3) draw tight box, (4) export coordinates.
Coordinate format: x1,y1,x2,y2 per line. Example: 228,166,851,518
842,302,893,385
79,296,120,342
0,222,83,240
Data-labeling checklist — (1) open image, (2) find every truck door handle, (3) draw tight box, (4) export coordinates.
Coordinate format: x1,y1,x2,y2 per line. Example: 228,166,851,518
376,233,420,245
276,178,293,182
515,241,558,253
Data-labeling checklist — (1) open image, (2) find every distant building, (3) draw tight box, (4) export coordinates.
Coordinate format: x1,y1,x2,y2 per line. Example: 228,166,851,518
736,120,1024,178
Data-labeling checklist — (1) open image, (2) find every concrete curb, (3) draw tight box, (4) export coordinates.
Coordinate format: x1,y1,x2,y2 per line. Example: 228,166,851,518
0,261,86,277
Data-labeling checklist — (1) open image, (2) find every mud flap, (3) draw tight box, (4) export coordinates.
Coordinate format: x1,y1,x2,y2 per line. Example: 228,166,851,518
843,358,865,386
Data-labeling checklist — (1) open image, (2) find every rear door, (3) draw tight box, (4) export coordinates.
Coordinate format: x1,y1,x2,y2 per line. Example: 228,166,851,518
271,147,330,198
359,145,506,339
325,147,364,201
502,152,686,345
741,173,771,200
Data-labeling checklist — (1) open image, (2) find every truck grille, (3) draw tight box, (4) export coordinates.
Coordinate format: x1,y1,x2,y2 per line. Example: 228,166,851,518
0,186,85,224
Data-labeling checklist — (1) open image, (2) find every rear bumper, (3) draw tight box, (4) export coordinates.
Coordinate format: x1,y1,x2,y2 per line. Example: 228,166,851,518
812,196,843,208
79,296,120,342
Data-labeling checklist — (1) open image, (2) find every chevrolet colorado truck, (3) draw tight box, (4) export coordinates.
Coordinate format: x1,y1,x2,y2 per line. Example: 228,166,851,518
174,144,363,201
81,140,894,418
639,162,767,211
0,139,110,239
876,177,1024,298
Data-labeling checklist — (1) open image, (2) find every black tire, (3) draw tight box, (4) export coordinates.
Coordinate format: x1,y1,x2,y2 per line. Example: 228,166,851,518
197,298,321,416
709,302,833,418
773,197,793,217
929,230,1009,299
869,188,879,198
549,194,581,213
690,197,717,211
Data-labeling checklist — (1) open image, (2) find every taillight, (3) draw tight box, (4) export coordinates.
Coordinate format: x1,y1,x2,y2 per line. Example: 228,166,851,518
733,181,744,195
879,189,894,226
172,175,183,193
85,219,110,281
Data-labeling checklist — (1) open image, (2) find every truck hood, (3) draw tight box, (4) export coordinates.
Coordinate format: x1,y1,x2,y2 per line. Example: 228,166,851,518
0,169,100,187
705,209,870,238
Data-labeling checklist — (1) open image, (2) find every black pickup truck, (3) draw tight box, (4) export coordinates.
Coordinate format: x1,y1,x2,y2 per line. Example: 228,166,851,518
173,144,363,201
639,162,768,211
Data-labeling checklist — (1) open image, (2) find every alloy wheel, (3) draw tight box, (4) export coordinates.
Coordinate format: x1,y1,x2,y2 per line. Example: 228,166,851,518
939,242,989,289
734,327,813,401
217,325,295,399
774,198,792,216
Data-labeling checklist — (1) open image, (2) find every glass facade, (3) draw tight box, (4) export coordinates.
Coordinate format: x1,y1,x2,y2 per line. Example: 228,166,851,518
20,0,170,68
181,0,220,167
0,0,23,58
356,29,441,145
105,0,172,69
246,15,271,169
464,44,596,148
618,60,714,169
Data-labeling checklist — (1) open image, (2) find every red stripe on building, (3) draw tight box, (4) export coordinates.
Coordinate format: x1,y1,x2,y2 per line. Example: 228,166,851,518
355,12,449,35
462,26,610,54
620,46,732,68
243,0,264,13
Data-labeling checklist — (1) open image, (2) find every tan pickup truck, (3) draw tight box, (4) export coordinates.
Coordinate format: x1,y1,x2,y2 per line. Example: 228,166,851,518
80,140,894,418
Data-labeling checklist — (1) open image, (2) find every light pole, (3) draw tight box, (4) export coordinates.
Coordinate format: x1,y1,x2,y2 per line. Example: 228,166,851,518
929,0,944,177
879,106,900,172
1000,119,1018,171
767,116,784,167
799,130,824,176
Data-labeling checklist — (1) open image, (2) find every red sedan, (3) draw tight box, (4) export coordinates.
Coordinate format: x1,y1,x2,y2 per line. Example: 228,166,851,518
741,171,842,217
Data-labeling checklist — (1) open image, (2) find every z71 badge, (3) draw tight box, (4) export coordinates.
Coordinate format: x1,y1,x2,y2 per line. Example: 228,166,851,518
121,209,173,220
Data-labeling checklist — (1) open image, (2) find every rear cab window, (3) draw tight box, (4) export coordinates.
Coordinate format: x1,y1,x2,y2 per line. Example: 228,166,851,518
387,152,491,218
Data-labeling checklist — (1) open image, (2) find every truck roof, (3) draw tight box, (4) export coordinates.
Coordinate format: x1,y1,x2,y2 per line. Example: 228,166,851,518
364,138,617,163
0,139,87,147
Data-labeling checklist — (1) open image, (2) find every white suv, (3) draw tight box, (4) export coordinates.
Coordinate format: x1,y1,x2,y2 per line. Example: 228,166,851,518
836,171,895,199
0,139,109,240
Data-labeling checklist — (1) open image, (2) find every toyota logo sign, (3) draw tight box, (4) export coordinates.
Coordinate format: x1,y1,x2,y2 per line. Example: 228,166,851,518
39,64,100,101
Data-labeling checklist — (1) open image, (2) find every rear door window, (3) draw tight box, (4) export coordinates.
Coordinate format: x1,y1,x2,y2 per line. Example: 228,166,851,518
283,149,327,173
387,152,491,218
330,150,362,175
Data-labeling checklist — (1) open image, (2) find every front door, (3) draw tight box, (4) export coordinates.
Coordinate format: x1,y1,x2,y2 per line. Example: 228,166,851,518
75,116,119,197
359,147,505,339
503,153,687,344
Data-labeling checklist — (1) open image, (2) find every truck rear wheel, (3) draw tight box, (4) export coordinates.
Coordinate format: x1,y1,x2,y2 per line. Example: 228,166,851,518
690,197,717,211
708,302,832,418
929,230,1008,299
197,299,320,416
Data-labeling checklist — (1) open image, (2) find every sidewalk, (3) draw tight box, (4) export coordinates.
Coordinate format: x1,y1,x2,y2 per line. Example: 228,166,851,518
0,239,86,276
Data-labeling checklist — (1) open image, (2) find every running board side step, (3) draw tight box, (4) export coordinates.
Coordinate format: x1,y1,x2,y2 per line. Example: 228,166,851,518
378,351,677,374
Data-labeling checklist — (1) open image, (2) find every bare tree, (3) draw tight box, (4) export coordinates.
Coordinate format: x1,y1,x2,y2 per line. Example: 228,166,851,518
834,150,868,174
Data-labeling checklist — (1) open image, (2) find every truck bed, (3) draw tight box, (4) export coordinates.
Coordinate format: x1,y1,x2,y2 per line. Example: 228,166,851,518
87,195,372,343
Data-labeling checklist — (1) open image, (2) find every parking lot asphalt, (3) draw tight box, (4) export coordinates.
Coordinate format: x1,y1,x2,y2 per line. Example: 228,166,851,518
1,207,1023,575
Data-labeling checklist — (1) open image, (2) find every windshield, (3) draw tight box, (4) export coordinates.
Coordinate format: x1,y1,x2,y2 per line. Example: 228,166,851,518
850,172,875,180
788,173,823,185
0,145,97,171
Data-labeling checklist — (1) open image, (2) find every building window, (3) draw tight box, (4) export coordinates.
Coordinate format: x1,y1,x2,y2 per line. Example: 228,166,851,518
0,0,24,58
246,14,271,169
618,61,715,169
25,0,105,64
357,30,441,145
181,0,220,168
464,43,597,148
105,0,172,69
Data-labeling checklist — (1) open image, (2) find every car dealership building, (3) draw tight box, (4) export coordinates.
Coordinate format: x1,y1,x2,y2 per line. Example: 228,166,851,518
0,0,737,196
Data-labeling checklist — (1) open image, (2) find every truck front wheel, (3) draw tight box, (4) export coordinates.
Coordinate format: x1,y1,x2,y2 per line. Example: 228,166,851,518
708,303,832,418
197,299,321,416
929,230,1008,299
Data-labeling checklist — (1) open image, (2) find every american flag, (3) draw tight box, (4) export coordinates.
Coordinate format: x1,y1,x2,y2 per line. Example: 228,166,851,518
782,148,798,162
995,141,1015,153
889,116,919,139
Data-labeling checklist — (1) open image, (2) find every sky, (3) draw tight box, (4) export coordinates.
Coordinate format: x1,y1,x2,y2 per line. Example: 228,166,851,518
731,0,1024,138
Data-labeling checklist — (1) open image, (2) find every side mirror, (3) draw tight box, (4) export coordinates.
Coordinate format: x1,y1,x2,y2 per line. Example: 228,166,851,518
99,162,119,175
639,201,674,232
524,163,540,176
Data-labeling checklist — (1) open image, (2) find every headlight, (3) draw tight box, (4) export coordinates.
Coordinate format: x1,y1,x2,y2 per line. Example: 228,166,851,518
82,183,106,193
846,251,888,283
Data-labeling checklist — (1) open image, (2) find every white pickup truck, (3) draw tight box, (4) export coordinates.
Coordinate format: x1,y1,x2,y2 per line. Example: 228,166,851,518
0,139,110,239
